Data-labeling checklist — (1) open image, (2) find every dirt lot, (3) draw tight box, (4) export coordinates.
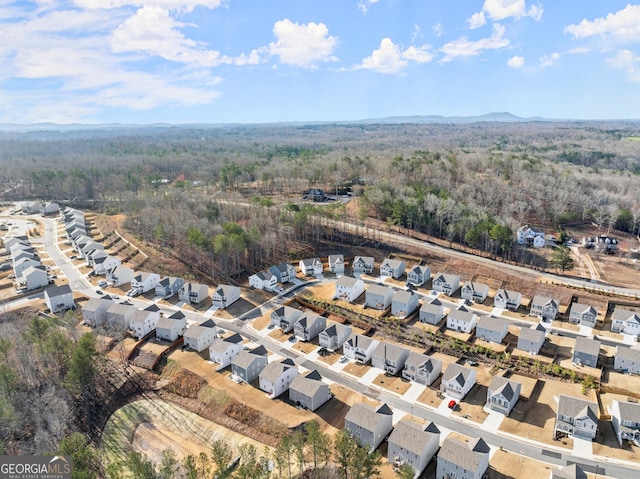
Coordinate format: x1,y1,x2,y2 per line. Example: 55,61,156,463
488,448,560,479
342,361,370,378
371,373,412,395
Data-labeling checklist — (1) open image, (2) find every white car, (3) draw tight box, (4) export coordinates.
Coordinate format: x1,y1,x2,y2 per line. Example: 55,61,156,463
339,355,348,363
98,280,107,288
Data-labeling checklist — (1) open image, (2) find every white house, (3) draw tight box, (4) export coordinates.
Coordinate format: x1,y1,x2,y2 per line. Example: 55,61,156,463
82,297,113,327
294,313,326,342
494,289,522,311
406,265,430,286
380,258,406,279
156,311,187,342
486,376,521,415
328,254,345,275
270,305,303,333
610,400,640,445
391,289,419,319
129,305,161,339
104,302,136,330
21,266,48,291
13,257,40,279
530,295,559,321
259,358,298,398
343,334,379,364
402,352,442,386
371,341,410,375
419,298,445,325
517,224,546,247
92,254,121,276
209,333,243,369
446,307,478,333
554,395,599,440
569,303,598,328
211,284,241,309
299,257,323,276
183,319,217,352
44,285,74,313
106,265,134,287
461,282,490,303
365,284,393,310
249,270,278,292
179,282,209,304
476,316,509,343
440,363,476,400
613,345,640,374
130,272,161,295
319,323,352,351
432,273,460,296
611,307,640,337
334,275,365,303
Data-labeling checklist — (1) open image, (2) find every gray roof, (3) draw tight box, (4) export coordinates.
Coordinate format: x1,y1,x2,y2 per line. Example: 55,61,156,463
184,320,216,340
404,351,439,371
321,322,350,338
373,341,409,362
300,257,322,267
290,370,326,396
462,282,489,294
574,336,601,357
617,400,640,425
214,284,239,296
438,437,490,472
393,289,416,304
448,308,476,324
488,376,520,401
367,284,392,296
381,258,405,269
328,254,344,264
388,419,439,456
612,307,640,324
345,402,393,431
346,334,376,350
434,272,459,284
157,314,185,330
253,270,275,280
519,326,545,343
336,275,361,288
296,313,324,329
409,264,429,275
477,316,508,333
45,284,72,298
495,289,521,301
353,256,374,266
531,295,558,309
232,346,268,369
570,303,597,316
551,464,587,479
557,395,598,423
615,345,640,362
209,333,243,354
260,358,297,383
129,309,153,325
83,297,112,313
442,363,473,386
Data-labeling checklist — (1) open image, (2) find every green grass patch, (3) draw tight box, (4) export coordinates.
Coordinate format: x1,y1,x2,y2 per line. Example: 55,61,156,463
625,136,640,141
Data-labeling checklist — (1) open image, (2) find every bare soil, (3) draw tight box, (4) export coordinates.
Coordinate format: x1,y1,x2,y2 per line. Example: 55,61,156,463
371,373,412,395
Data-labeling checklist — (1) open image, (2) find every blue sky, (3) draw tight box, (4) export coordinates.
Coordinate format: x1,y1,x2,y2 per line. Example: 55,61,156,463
1,1,640,124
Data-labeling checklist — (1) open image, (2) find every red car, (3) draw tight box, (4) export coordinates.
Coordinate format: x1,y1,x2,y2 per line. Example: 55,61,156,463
448,400,457,409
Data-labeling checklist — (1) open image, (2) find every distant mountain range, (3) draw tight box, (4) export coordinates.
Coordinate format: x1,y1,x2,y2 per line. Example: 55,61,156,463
358,112,552,124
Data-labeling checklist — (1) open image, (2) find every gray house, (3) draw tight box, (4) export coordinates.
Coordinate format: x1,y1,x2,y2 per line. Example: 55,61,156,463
476,316,509,344
440,363,476,400
380,258,406,279
319,323,352,351
572,336,601,367
517,325,546,355
44,284,74,314
344,402,393,452
352,256,375,274
436,437,490,479
554,395,599,440
530,295,559,321
288,370,331,411
610,399,640,445
388,420,440,479
343,334,379,364
391,289,419,318
613,345,640,374
106,265,134,287
406,265,430,287
494,289,522,311
461,281,489,303
294,313,326,341
365,284,393,310
328,254,345,275
486,376,521,415
82,297,113,327
155,276,184,299
105,302,135,330
432,273,460,296
269,263,296,283
402,352,442,386
231,345,269,383
569,303,598,328
371,341,410,375
419,298,445,325
271,305,303,333
183,319,217,352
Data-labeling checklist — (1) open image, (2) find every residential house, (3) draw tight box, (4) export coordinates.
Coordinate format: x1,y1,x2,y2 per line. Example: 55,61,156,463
44,284,74,313
391,290,419,319
610,307,640,337
388,420,440,479
179,282,209,304
104,302,135,330
92,254,121,276
494,289,523,311
183,319,217,352
155,311,187,342
334,275,365,303
294,313,326,342
486,376,521,415
343,334,379,364
554,395,599,440
43,202,59,215
269,263,296,283
365,284,393,310
231,345,269,383
371,341,410,376
21,266,48,291
299,257,323,276
344,402,393,452
80,241,103,260
461,282,490,303
402,352,442,386
130,272,160,294
530,295,559,321
212,284,241,309
352,256,375,274
436,436,490,479
4,236,29,255
446,307,478,334
610,400,640,445
208,333,243,369
517,325,546,355
259,358,298,398
13,257,40,279
613,345,640,374
82,297,113,327
476,316,509,344
440,363,476,400
248,270,278,292
129,305,161,339
573,336,601,367
380,258,406,279
155,277,184,299
106,265,134,287
432,273,460,296
319,323,352,351
288,370,331,411
419,298,445,325
517,224,546,247
551,464,588,479
406,265,430,287
270,305,303,333
569,303,599,328
328,254,345,275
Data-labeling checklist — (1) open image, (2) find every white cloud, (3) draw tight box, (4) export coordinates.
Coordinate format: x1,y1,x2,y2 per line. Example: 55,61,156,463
433,22,444,37
440,23,510,62
507,55,524,68
72,0,224,14
357,38,433,74
468,12,486,30
539,52,560,68
565,5,640,43
411,23,420,43
269,19,338,68
482,0,543,21
607,49,640,82
357,0,379,15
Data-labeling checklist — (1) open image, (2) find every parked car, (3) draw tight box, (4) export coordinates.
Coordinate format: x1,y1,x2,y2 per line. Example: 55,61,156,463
448,400,457,409
466,359,478,366
98,280,107,287
339,355,348,363
70,255,77,259
96,290,103,295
